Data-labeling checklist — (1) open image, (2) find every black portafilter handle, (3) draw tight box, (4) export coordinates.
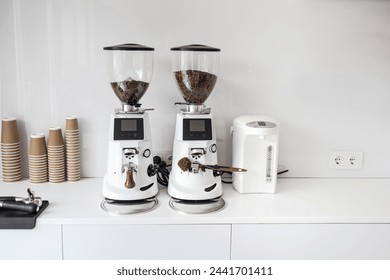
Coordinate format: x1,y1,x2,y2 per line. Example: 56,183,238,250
0,201,38,213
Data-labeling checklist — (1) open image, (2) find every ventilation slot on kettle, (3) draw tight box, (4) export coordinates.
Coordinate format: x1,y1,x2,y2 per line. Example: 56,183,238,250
266,145,273,183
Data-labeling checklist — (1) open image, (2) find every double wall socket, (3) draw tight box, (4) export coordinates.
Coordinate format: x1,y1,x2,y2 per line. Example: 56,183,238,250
329,151,363,169
155,151,173,166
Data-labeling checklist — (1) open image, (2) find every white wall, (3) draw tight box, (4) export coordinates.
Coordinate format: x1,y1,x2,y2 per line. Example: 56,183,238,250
1,0,390,178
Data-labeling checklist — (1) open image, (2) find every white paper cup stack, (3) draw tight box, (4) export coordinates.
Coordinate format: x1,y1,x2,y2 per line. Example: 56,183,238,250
1,117,22,182
47,127,65,183
29,133,48,184
65,116,81,181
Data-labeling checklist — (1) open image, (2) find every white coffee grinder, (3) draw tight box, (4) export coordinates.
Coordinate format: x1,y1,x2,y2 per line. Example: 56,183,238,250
101,44,158,214
168,44,225,214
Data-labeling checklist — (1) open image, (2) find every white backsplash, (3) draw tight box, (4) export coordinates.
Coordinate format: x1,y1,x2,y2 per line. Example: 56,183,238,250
1,0,390,178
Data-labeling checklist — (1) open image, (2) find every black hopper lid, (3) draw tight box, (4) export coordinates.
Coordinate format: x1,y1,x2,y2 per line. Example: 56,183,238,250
103,43,154,51
171,44,221,52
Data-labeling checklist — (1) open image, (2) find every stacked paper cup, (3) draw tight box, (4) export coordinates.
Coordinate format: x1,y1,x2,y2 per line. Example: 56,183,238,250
28,133,48,184
1,117,22,182
47,127,65,183
65,116,81,181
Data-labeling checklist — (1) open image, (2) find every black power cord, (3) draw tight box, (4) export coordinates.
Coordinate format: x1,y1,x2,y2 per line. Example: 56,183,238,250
152,156,170,187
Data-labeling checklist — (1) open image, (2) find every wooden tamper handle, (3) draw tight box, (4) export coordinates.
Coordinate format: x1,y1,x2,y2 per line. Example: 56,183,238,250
125,168,136,189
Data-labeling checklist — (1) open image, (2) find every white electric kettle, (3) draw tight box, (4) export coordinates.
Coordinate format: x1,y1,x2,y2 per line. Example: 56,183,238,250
231,115,279,193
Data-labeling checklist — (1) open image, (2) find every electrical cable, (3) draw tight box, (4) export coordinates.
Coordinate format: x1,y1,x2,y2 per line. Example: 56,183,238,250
153,156,170,187
277,169,289,175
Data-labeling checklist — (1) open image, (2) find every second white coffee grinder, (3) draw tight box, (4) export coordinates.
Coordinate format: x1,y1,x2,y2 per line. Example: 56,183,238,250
168,44,226,214
101,44,158,214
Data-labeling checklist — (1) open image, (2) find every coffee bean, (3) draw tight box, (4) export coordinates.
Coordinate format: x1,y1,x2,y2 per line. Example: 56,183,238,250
174,70,217,104
111,78,149,105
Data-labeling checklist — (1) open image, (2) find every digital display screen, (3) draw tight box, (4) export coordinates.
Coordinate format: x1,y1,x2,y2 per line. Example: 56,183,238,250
121,119,137,132
189,120,206,132
114,118,144,140
183,118,212,140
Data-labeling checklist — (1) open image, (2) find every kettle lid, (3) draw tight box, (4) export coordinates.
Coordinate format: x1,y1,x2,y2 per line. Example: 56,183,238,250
246,121,277,128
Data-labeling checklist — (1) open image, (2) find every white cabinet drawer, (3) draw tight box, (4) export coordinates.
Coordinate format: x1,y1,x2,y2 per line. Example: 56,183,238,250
63,224,231,260
232,224,390,260
0,225,62,260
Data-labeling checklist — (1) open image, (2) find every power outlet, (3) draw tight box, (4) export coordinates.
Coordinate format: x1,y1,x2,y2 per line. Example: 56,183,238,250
329,151,363,169
165,153,173,166
155,151,173,166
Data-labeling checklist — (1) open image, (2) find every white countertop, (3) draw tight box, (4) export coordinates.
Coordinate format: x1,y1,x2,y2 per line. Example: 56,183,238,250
1,178,390,225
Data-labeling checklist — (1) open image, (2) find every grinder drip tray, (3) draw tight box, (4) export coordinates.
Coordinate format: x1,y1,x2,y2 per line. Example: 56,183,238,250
169,197,225,214
101,197,158,215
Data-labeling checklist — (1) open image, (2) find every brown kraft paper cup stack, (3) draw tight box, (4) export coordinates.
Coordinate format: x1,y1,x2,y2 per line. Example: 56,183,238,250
1,117,22,182
47,126,65,183
65,116,81,181
65,115,79,130
29,133,48,184
30,133,47,156
1,117,20,144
